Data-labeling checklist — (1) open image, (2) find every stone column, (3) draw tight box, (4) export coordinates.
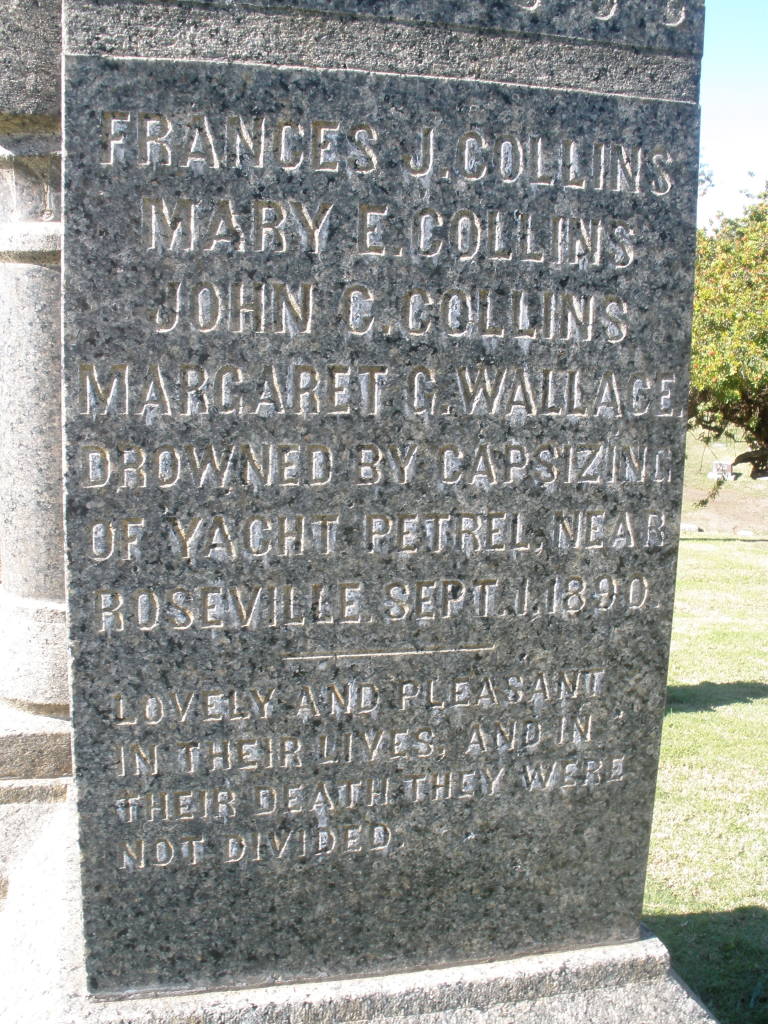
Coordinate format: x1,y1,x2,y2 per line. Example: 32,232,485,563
0,0,70,787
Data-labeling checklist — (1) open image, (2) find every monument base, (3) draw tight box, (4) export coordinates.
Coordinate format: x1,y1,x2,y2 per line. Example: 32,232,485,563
0,789,717,1024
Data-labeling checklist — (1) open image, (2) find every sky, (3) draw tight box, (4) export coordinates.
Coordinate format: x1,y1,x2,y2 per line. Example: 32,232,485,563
697,0,768,226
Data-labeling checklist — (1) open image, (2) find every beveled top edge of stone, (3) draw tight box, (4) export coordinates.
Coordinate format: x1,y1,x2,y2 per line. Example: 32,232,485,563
67,0,705,54
63,2,702,105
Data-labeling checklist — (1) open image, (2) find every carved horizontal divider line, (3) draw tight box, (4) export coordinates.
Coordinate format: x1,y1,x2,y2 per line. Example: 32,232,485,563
64,2,699,104
283,644,498,662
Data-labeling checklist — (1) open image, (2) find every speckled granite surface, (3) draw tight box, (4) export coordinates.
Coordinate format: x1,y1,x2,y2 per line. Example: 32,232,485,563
0,0,60,117
69,0,705,54
0,789,717,1022
63,0,702,999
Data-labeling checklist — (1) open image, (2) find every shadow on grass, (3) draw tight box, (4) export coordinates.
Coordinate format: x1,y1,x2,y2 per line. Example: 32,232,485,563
665,682,768,713
644,907,768,1024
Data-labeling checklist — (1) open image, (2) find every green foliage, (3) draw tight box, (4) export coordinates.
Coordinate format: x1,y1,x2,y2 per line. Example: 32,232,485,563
691,191,768,473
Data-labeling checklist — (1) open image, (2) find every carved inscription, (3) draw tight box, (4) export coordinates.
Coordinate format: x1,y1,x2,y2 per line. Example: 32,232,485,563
106,664,625,870
72,72,686,855
65,57,697,990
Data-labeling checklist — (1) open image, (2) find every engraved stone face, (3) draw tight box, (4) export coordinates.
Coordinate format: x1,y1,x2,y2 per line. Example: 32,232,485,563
63,14,700,995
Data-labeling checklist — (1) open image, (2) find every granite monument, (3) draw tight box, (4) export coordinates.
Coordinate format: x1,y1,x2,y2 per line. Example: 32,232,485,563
1,0,712,1017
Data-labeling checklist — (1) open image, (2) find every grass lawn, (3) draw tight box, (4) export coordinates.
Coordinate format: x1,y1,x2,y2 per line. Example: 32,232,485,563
643,433,768,1024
